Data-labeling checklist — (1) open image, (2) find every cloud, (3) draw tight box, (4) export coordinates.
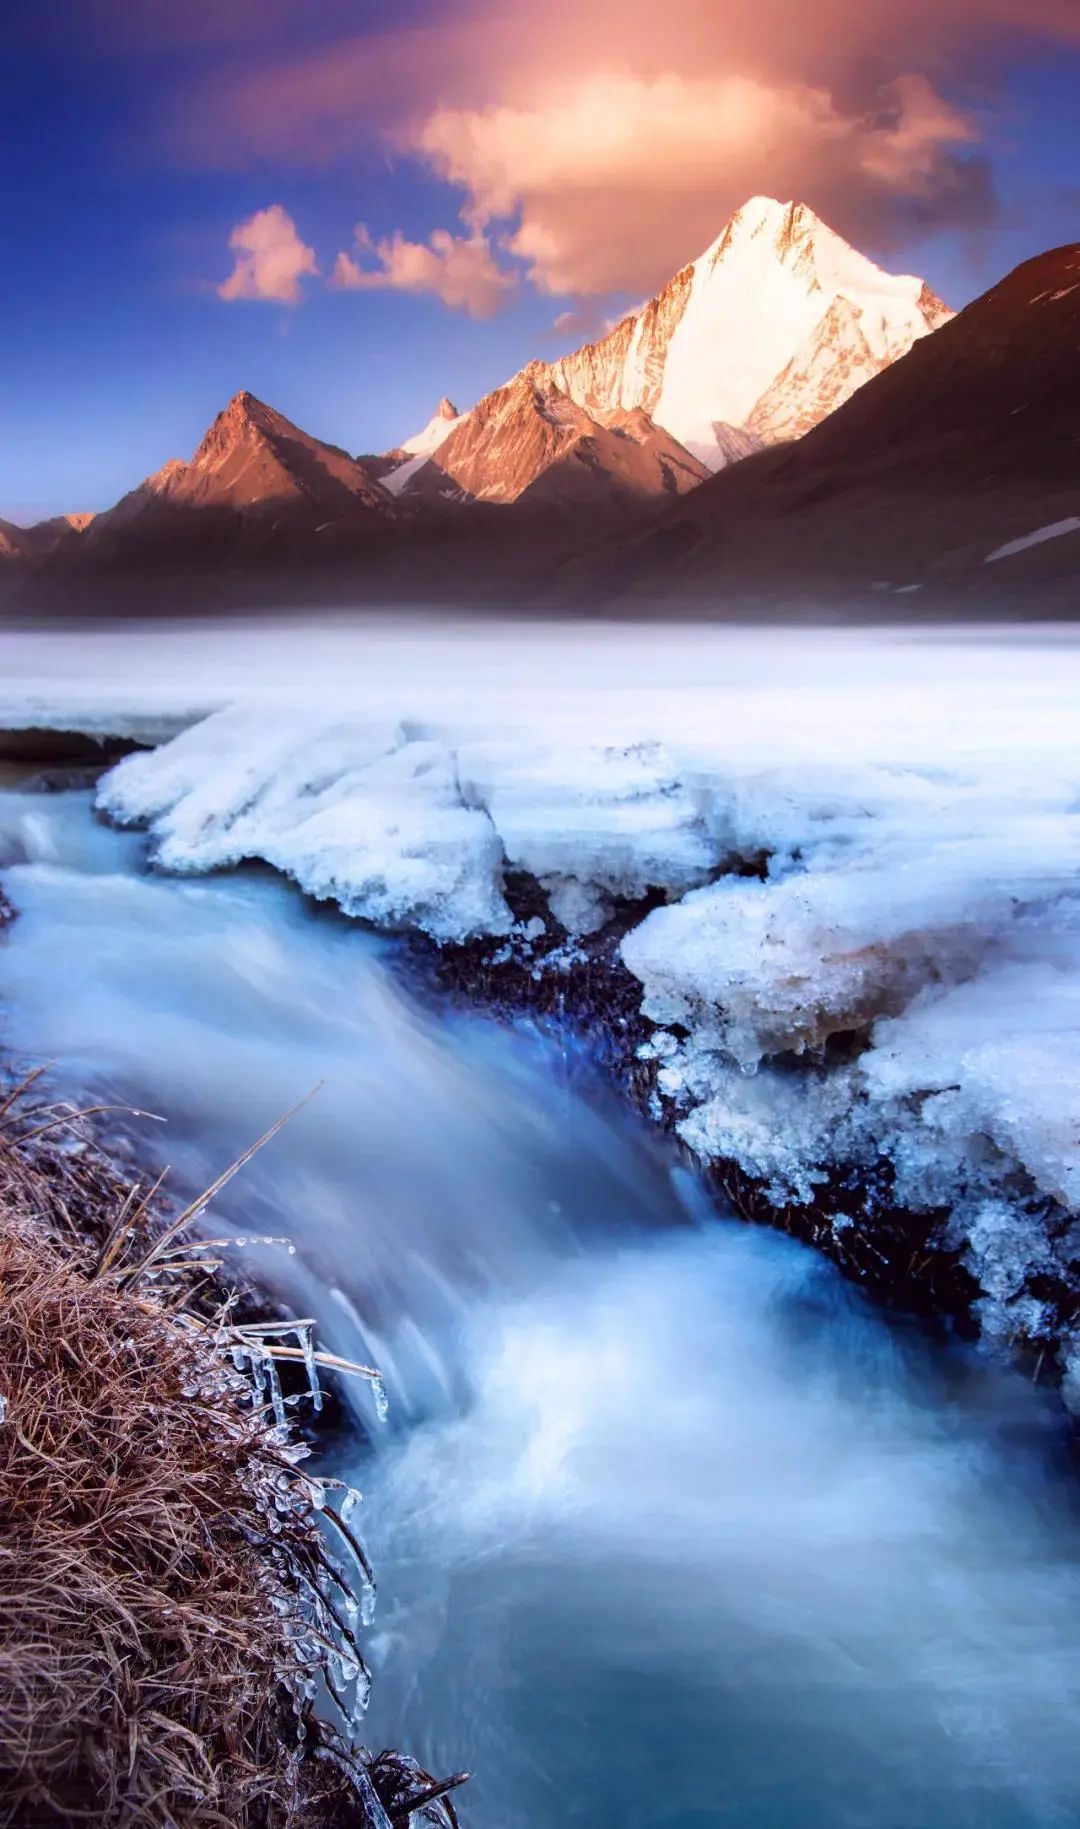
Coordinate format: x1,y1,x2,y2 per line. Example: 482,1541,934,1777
418,70,988,296
551,308,598,337
546,303,633,344
218,204,318,304
330,226,517,317
857,75,980,191
180,1,1080,301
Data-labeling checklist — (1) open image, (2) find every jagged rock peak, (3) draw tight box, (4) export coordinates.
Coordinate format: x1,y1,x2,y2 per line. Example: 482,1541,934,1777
731,194,804,229
514,360,555,394
215,390,281,433
707,196,835,268
191,391,304,470
146,457,188,492
389,397,470,474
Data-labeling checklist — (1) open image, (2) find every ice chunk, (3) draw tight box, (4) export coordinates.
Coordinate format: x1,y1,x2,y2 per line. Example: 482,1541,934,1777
458,737,722,932
65,621,1080,1365
862,962,1080,1211
101,711,512,944
622,818,1080,1068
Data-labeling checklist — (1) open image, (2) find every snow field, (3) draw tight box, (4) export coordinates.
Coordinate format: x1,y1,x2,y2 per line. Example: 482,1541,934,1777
5,616,1079,1385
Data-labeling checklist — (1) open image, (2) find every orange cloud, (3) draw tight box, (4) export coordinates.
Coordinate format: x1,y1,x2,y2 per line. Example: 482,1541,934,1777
417,69,981,296
174,0,1079,166
331,226,517,318
180,0,1079,304
218,204,318,305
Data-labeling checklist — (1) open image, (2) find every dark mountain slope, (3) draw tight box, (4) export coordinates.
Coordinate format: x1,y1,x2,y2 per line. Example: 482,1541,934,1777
79,392,396,567
565,242,1080,605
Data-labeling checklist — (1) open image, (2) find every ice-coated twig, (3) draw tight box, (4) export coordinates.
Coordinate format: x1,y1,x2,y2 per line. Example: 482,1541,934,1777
121,1084,323,1290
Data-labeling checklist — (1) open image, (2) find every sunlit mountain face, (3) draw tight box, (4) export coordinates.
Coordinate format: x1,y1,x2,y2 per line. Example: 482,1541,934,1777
5,198,1077,614
2,0,1079,525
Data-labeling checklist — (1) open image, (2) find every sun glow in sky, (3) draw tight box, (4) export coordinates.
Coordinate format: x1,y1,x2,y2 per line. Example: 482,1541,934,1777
2,0,1078,519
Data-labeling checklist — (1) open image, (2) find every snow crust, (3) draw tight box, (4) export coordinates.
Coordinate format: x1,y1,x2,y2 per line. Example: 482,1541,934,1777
4,616,1080,1383
97,711,510,943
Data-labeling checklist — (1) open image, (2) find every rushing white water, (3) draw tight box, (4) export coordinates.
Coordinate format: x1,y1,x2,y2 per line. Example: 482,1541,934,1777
2,785,1080,1828
12,615,1080,1371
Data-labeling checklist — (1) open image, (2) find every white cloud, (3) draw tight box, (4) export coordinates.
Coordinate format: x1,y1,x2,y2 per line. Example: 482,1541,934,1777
218,204,319,305
331,226,517,318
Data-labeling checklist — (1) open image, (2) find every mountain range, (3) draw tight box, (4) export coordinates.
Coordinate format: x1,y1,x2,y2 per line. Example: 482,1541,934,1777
2,197,1076,613
379,196,948,497
567,239,1080,605
525,197,949,465
385,369,709,510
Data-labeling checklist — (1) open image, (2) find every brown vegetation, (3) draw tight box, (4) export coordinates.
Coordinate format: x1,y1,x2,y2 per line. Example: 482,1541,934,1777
0,1080,465,1829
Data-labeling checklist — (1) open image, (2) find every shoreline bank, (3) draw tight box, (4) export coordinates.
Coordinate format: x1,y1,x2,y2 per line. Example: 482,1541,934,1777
0,1073,464,1828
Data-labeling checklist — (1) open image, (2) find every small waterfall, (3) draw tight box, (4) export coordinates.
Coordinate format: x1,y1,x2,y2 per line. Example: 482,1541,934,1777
2,785,1080,1828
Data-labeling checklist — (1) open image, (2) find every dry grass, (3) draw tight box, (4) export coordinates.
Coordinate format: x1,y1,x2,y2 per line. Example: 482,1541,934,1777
0,1079,465,1829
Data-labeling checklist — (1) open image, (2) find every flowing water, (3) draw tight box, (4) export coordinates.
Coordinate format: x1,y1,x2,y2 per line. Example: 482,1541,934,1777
2,785,1080,1827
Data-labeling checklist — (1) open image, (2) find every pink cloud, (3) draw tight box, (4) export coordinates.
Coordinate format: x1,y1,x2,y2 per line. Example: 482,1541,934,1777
174,0,1079,167
418,68,982,295
331,226,517,318
176,1,1080,303
218,204,318,305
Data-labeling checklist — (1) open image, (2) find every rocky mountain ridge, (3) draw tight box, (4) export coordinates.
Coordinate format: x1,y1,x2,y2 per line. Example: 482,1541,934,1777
385,196,950,500
564,240,1080,604
4,215,1074,613
536,196,951,466
399,368,708,510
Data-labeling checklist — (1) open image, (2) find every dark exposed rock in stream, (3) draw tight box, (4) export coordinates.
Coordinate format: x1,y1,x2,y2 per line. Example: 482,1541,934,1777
0,727,148,769
399,879,1071,1367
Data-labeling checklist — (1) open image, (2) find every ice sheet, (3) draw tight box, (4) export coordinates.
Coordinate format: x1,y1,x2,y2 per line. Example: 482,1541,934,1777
5,616,1080,1377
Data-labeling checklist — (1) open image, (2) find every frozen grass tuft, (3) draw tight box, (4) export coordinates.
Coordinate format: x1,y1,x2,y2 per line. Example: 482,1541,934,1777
0,1077,465,1828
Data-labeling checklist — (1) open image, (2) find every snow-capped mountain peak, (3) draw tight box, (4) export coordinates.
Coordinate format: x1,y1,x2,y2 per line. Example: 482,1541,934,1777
537,196,952,469
384,197,951,491
384,397,469,496
400,398,465,457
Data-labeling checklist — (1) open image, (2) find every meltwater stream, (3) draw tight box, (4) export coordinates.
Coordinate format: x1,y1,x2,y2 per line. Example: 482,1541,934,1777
3,787,1080,1827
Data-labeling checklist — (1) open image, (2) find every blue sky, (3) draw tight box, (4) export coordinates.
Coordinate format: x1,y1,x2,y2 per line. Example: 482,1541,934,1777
2,0,1077,521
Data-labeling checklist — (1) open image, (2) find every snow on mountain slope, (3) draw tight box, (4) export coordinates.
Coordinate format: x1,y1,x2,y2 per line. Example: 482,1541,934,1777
383,397,467,498
538,197,951,469
745,295,884,444
400,397,465,459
